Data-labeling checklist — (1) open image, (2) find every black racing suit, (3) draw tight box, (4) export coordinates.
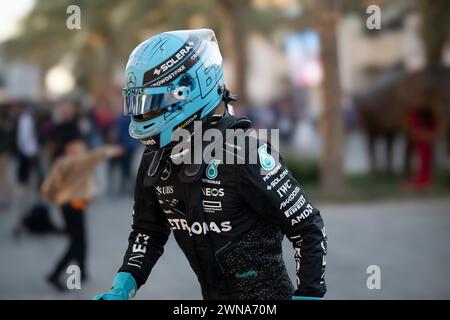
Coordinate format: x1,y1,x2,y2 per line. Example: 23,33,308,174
119,116,327,299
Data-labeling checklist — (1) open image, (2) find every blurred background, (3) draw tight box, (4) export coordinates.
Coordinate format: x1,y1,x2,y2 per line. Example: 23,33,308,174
0,0,449,299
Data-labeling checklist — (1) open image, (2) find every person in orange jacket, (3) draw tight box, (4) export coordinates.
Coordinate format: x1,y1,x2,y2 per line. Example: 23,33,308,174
41,134,122,290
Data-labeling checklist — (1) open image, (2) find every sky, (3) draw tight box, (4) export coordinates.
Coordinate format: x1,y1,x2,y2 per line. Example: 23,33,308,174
0,0,35,43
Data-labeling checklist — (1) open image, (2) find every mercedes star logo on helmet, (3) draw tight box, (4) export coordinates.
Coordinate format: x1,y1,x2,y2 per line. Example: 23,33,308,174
127,72,136,88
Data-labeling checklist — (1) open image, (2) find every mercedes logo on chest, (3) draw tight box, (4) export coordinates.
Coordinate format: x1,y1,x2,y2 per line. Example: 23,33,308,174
161,162,172,181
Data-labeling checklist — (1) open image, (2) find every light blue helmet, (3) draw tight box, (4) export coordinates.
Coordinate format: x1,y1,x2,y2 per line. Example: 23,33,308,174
123,29,225,149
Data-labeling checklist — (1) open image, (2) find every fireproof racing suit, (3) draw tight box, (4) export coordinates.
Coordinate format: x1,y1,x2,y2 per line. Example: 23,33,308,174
118,116,327,300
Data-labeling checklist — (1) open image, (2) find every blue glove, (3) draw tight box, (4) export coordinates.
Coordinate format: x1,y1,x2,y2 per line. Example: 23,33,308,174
292,296,323,300
93,272,137,300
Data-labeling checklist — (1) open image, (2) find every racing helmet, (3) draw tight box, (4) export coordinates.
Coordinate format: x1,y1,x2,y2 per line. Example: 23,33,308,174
123,29,225,150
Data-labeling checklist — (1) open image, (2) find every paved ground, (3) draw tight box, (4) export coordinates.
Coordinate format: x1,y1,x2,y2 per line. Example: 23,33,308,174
1,196,450,300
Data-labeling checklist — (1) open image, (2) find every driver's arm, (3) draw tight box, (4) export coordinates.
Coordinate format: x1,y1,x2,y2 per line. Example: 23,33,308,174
118,159,171,288
94,157,170,300
238,142,327,299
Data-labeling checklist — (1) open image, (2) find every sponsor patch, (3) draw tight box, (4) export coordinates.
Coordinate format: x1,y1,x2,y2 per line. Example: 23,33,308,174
143,35,205,87
167,218,232,235
266,169,289,190
279,186,301,209
283,195,306,218
202,187,224,197
290,204,314,225
258,144,276,171
206,159,220,180
202,178,221,185
276,179,292,198
156,185,174,195
202,200,222,213
141,138,156,146
262,163,282,182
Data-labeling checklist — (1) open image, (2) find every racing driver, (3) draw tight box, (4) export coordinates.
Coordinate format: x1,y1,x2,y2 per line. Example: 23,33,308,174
94,29,327,300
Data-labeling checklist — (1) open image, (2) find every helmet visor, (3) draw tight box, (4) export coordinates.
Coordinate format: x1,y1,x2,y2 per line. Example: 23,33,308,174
123,87,184,116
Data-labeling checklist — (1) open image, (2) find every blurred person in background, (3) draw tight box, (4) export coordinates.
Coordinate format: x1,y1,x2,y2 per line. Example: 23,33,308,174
50,101,82,162
0,104,13,211
275,96,299,145
92,95,117,145
109,115,139,194
94,29,327,300
406,98,439,189
11,102,45,236
41,133,122,290
78,104,104,150
11,101,58,238
15,102,42,190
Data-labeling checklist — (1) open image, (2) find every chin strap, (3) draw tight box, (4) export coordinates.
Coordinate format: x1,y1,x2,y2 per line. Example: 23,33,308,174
219,85,238,115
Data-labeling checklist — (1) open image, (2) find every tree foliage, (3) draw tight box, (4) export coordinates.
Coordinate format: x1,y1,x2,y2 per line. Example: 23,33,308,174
5,0,289,97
